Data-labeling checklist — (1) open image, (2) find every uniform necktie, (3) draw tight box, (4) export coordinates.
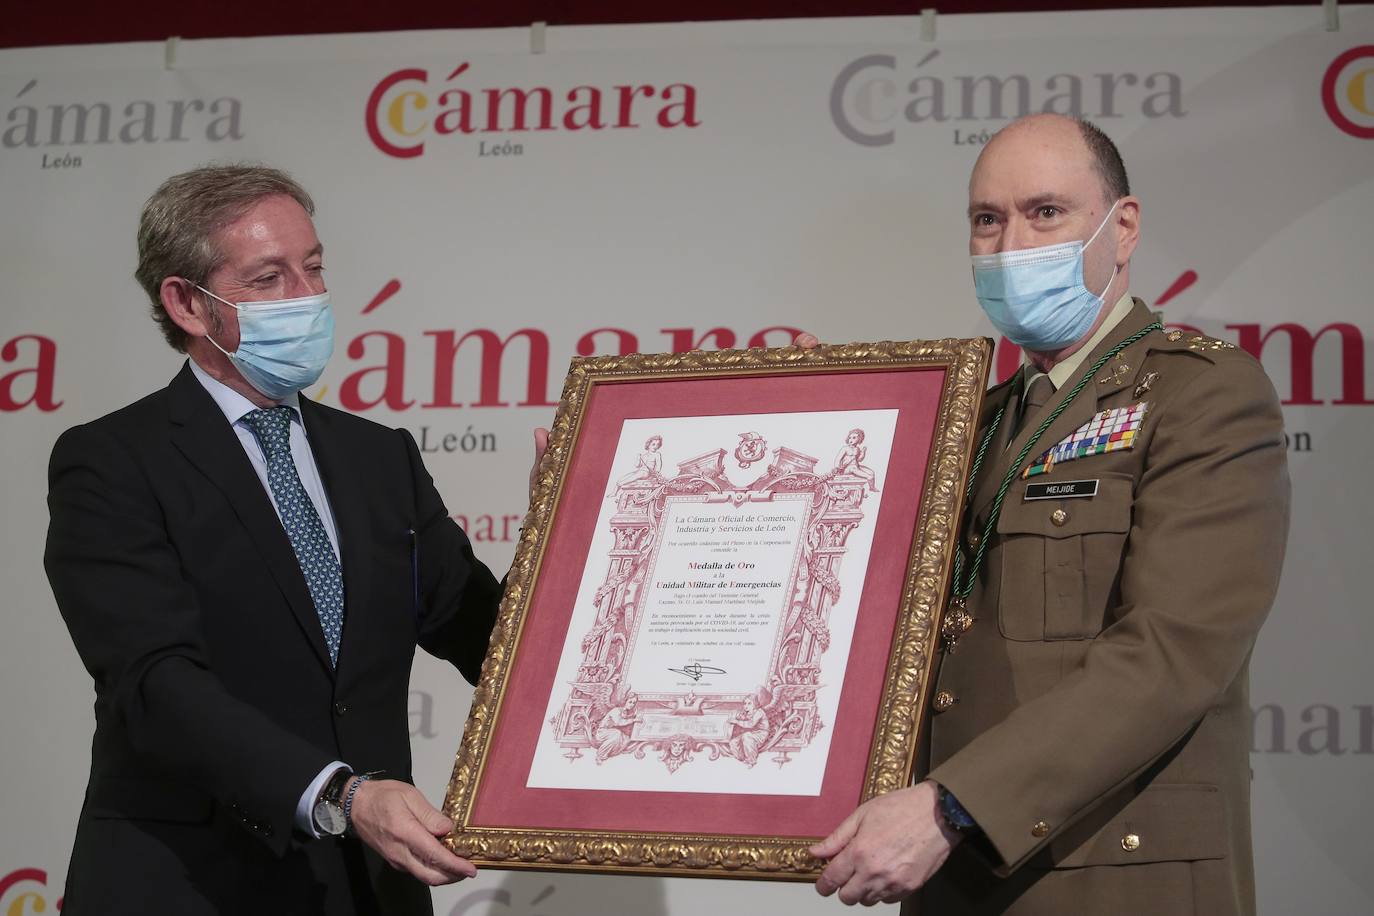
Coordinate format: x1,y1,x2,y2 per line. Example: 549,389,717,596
242,406,345,665
1012,373,1057,441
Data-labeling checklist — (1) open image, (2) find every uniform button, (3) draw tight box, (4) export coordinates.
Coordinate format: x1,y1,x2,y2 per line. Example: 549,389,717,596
1121,833,1141,852
334,701,349,716
968,530,982,548
1050,508,1069,527
933,690,957,713
1031,820,1051,838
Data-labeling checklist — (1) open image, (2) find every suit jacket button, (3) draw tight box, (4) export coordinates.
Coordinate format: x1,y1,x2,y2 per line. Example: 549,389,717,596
933,691,957,713
1031,820,1051,838
334,701,349,716
1121,833,1141,851
1050,508,1069,527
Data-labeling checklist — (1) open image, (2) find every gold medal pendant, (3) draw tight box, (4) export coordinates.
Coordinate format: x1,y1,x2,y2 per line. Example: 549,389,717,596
942,597,975,651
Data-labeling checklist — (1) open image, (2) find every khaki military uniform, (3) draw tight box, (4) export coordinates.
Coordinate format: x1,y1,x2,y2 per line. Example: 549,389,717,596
911,299,1290,915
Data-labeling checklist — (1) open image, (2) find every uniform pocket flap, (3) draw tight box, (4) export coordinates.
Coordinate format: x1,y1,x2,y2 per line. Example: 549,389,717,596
1050,783,1227,868
997,473,1133,539
86,775,216,823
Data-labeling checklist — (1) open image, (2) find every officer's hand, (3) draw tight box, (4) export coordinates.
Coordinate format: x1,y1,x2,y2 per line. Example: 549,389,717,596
794,332,820,349
528,427,550,497
810,780,960,906
349,779,477,886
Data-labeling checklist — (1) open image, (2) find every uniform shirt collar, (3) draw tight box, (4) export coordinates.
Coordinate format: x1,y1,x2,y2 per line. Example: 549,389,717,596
188,357,303,427
1026,291,1136,394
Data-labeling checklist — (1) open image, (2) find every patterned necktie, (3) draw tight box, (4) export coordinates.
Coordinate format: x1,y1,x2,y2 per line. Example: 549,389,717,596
242,406,345,666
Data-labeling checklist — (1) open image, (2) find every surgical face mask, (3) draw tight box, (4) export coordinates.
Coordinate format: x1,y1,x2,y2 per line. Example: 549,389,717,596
971,201,1120,351
195,285,334,401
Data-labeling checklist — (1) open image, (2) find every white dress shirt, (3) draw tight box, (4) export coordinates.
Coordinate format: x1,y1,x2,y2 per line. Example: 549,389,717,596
188,359,349,837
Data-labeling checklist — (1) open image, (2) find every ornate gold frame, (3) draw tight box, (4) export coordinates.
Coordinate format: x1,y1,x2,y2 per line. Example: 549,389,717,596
442,338,990,880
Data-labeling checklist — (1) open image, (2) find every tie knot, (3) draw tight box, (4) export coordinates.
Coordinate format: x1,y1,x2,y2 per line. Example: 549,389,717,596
1024,374,1056,411
242,406,294,457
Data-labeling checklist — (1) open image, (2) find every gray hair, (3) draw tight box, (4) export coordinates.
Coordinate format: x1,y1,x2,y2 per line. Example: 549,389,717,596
1075,118,1131,204
135,163,315,351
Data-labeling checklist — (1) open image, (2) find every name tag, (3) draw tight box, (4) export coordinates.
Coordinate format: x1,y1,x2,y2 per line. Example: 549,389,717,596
1023,479,1099,501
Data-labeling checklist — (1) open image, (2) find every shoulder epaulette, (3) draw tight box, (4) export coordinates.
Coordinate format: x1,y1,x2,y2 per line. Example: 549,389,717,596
1161,329,1236,351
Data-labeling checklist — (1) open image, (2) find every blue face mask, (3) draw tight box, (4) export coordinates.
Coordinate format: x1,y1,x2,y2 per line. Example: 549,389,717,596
195,285,335,402
971,201,1119,351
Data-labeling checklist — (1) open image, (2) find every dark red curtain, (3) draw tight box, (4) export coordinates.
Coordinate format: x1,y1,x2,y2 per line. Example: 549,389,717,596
6,1,1304,50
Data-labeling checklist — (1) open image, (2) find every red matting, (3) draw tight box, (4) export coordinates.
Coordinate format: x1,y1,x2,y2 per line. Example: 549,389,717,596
470,367,946,839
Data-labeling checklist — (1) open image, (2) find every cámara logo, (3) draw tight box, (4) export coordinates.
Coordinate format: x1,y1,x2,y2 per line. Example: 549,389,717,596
0,868,62,912
830,50,1185,148
1322,45,1374,139
364,63,701,159
2,79,243,150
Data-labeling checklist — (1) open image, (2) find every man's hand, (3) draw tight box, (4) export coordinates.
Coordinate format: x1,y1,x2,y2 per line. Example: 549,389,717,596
529,427,550,497
810,780,961,906
348,779,477,886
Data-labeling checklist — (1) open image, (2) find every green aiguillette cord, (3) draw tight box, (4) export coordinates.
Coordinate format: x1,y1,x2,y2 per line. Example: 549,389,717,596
948,322,1163,607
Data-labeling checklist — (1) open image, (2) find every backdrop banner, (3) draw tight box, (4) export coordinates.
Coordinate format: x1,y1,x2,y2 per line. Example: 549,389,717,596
2,6,1370,914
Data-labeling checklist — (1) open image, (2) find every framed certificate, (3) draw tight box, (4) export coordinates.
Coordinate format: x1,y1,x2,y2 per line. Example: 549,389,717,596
443,338,990,879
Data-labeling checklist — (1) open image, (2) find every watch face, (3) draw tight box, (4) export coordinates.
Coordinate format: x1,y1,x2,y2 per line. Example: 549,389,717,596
313,800,347,836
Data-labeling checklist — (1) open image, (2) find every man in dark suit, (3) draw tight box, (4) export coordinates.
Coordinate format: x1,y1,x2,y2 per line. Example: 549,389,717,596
45,164,543,914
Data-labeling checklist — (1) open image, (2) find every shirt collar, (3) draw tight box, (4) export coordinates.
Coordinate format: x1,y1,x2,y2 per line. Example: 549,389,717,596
188,357,303,428
1026,291,1136,395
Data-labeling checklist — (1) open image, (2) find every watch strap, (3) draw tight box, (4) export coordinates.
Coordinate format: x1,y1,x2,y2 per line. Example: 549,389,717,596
343,770,384,836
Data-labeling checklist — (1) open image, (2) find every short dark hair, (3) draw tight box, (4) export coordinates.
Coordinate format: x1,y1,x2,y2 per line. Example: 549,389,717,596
1076,119,1130,203
135,164,315,352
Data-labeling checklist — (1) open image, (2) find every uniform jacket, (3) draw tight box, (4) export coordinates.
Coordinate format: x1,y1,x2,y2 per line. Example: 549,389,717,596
44,362,503,916
913,300,1290,915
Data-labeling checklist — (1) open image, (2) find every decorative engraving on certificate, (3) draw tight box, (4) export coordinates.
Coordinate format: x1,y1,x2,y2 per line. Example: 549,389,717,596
545,424,884,776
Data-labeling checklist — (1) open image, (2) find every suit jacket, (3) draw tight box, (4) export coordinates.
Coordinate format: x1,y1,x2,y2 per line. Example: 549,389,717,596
909,301,1290,916
45,362,503,916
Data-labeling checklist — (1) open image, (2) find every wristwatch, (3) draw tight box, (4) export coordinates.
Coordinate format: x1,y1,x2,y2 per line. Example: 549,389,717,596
936,784,981,836
312,768,353,837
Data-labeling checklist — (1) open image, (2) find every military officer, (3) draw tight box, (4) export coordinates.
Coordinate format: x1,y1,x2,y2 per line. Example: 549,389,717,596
808,113,1290,914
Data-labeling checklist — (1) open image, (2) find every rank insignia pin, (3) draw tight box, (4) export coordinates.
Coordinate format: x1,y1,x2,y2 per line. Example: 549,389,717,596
1134,371,1159,398
1099,352,1132,385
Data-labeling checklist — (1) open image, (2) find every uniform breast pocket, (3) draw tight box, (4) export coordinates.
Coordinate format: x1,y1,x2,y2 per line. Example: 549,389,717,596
996,471,1133,641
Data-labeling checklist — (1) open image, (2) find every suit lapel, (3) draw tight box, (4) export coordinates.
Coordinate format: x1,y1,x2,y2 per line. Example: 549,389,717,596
167,364,334,674
298,396,374,673
1092,300,1162,403
968,372,1023,525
